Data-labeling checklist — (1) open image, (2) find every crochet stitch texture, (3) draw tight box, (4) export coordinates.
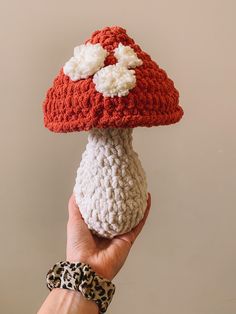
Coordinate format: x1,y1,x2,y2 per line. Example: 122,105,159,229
43,26,183,132
74,128,147,238
43,26,184,238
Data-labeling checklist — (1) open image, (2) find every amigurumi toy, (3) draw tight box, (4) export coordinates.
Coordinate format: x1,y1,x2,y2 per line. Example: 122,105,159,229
43,26,184,238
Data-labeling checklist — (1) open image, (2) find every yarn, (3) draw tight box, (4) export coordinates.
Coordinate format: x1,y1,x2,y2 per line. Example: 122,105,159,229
114,43,143,68
93,64,136,97
43,26,184,133
43,26,184,238
73,128,147,238
63,43,108,81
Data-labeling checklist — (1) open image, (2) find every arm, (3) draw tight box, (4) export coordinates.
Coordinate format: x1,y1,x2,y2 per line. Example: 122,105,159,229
38,193,151,314
38,289,98,314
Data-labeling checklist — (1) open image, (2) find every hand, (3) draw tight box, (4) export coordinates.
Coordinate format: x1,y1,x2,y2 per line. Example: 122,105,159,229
66,193,151,280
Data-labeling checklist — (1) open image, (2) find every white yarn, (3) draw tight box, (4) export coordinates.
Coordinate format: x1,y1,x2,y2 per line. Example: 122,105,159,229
93,65,136,97
74,128,148,238
114,43,143,68
63,43,108,81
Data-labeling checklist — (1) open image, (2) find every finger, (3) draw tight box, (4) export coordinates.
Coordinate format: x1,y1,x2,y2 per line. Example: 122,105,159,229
68,194,83,221
67,194,91,237
115,193,151,246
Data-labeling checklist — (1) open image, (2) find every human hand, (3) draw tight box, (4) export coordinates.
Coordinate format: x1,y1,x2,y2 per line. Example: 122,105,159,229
66,193,151,281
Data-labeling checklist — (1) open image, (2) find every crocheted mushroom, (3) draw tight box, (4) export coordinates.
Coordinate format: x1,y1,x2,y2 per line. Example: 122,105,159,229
43,26,184,238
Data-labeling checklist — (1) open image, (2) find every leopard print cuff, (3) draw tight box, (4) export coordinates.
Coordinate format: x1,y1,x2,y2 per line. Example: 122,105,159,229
46,261,115,313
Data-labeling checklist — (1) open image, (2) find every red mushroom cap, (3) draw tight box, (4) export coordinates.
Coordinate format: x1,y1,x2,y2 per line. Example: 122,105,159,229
43,26,184,132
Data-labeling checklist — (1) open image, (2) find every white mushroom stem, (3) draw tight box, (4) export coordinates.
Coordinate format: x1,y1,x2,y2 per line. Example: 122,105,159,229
74,128,148,238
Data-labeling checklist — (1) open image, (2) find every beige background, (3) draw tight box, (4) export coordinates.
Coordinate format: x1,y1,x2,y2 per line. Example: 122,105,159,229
0,0,236,313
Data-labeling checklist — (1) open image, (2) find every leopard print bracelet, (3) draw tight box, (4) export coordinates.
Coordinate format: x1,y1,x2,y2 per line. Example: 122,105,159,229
46,261,116,313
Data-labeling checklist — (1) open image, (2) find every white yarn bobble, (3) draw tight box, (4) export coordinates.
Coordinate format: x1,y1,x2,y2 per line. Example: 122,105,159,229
114,43,143,69
93,64,136,97
63,43,108,81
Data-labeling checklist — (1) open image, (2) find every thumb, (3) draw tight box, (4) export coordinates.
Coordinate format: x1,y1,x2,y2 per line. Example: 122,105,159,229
67,194,91,238
68,194,83,221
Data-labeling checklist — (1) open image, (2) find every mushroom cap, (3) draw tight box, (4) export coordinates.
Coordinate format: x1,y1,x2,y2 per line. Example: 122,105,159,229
43,26,184,132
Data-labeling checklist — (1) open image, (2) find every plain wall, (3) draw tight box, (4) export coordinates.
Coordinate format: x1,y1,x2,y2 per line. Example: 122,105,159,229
0,0,235,313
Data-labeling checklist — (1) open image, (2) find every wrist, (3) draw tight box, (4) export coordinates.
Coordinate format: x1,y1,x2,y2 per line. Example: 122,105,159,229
61,289,99,314
38,288,98,314
66,253,115,280
46,261,116,313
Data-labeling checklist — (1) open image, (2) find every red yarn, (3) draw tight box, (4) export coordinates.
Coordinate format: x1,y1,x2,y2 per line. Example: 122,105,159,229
43,26,184,132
